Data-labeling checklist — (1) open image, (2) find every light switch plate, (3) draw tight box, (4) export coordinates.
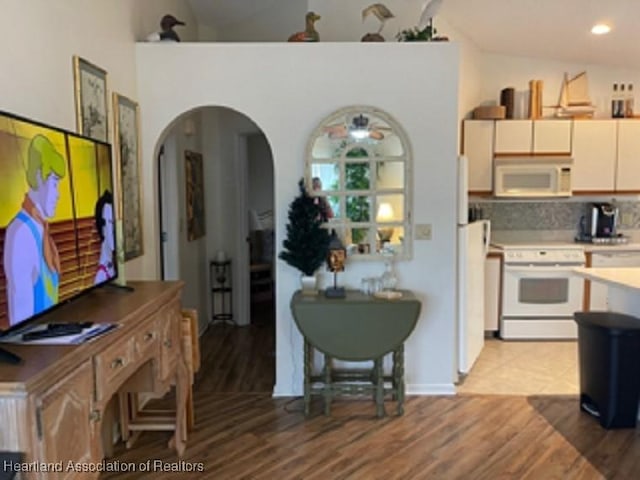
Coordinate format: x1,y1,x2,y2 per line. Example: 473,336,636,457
415,224,432,240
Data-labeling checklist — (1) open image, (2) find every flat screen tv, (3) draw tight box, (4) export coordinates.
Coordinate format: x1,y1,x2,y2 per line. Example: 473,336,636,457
0,110,117,349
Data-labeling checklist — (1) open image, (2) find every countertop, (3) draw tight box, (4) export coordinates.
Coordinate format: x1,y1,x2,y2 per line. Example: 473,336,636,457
488,242,640,255
573,267,640,292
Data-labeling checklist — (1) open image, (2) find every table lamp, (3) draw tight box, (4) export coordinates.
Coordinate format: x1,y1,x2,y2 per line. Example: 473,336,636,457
325,230,346,298
377,202,394,244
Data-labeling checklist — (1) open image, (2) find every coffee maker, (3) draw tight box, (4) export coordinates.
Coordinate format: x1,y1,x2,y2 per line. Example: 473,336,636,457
585,202,618,238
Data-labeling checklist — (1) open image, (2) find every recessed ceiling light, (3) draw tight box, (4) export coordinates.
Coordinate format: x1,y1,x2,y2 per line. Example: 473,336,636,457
591,23,611,35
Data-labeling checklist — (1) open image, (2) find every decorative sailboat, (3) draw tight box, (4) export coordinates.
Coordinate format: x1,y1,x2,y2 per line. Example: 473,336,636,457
555,72,596,118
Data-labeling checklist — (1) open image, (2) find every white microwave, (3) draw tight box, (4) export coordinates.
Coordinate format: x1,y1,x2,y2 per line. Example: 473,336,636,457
494,156,573,198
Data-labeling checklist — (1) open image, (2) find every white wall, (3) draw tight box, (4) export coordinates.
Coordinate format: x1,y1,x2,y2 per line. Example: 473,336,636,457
474,53,640,120
248,134,275,222
214,0,307,42
136,42,460,395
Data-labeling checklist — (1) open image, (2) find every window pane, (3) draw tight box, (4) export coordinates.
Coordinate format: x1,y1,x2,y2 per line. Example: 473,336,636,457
376,194,404,222
377,134,404,156
345,146,369,159
376,161,404,189
349,227,374,252
326,194,342,219
376,226,405,254
345,163,370,190
346,195,370,222
310,163,339,192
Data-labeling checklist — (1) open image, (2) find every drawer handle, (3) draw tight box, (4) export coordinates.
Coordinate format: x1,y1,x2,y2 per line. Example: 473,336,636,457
110,357,125,369
89,410,102,423
164,339,172,348
144,332,154,341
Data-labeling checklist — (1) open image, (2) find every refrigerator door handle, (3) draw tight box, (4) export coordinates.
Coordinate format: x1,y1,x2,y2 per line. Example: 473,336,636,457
483,220,491,255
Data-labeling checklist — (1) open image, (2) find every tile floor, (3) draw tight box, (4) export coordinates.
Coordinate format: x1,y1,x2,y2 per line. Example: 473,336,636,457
456,338,580,395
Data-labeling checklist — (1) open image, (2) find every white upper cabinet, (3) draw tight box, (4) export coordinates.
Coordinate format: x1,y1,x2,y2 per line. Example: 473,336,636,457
615,120,640,191
494,120,532,154
494,120,571,155
462,120,494,192
571,120,617,191
532,120,572,153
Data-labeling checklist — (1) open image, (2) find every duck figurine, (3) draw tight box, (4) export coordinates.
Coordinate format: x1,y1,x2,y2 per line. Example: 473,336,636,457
288,12,321,42
146,14,186,42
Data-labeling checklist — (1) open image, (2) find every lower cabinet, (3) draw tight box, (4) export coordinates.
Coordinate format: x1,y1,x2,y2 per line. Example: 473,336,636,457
484,255,501,332
589,251,640,310
34,360,99,479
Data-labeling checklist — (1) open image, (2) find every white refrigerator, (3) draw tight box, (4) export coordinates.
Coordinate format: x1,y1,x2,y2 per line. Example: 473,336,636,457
457,156,491,375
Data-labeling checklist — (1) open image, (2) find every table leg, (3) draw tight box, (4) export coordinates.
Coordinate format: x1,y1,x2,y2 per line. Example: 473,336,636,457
324,354,332,416
304,340,311,416
394,345,405,415
374,357,385,417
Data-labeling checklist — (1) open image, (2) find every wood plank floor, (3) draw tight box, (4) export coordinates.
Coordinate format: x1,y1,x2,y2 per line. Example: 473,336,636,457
101,306,640,479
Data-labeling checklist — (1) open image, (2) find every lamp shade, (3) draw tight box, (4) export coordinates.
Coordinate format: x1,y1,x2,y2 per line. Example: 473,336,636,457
377,203,394,222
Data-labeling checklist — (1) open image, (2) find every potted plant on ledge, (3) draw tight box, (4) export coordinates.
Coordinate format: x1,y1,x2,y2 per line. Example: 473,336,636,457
280,179,331,294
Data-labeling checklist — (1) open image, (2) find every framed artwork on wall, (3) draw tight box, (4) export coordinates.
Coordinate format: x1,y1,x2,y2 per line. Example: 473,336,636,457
185,150,206,241
73,56,109,142
113,92,143,260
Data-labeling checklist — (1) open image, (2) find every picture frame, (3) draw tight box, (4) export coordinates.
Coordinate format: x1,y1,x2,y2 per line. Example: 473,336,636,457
113,92,143,260
184,151,206,241
73,56,109,142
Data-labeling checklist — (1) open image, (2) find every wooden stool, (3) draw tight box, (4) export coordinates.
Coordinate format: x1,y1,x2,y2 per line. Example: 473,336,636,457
118,309,200,455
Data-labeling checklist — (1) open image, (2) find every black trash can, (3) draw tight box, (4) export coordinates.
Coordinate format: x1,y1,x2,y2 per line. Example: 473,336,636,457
574,311,640,429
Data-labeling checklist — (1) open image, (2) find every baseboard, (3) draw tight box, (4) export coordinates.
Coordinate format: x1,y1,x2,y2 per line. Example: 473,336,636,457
406,383,457,395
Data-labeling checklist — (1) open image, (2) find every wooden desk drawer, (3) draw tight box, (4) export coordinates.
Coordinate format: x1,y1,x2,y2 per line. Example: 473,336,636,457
134,321,158,360
94,336,136,401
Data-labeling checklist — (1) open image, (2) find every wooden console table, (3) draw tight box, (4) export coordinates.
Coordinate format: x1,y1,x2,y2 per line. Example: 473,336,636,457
0,281,188,480
290,290,421,417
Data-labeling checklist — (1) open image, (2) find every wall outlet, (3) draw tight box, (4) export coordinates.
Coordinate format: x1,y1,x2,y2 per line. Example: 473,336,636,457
415,223,432,240
621,212,633,226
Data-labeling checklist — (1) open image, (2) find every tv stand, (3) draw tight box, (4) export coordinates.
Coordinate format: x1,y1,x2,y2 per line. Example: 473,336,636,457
0,281,188,475
0,346,21,365
104,282,135,292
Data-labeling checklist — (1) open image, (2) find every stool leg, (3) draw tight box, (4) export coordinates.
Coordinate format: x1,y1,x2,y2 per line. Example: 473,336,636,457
323,354,332,416
374,357,385,417
304,340,311,416
394,345,405,415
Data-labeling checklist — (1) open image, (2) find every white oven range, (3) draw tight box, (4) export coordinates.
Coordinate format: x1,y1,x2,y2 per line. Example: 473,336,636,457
497,243,585,340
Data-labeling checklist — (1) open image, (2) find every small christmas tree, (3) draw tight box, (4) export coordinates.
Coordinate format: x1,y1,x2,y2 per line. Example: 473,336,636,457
279,179,331,276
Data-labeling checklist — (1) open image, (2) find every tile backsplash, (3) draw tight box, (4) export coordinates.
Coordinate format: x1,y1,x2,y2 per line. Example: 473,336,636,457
474,200,640,232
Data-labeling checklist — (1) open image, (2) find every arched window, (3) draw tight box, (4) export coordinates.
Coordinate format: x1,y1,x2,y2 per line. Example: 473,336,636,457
306,106,412,259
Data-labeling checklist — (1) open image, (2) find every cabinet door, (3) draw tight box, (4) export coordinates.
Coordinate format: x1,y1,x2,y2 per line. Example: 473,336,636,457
616,120,640,191
571,120,617,191
494,120,532,155
35,360,99,479
462,120,494,192
484,256,501,331
533,120,572,154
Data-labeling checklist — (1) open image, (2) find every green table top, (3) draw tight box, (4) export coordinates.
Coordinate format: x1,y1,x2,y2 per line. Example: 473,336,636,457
290,290,421,360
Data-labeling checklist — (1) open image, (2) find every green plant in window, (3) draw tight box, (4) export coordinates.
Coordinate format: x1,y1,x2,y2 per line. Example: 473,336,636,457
344,148,370,243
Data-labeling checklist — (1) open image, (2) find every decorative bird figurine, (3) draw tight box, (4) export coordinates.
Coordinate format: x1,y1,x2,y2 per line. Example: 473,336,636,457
362,3,395,34
288,12,321,42
418,0,444,31
146,14,186,42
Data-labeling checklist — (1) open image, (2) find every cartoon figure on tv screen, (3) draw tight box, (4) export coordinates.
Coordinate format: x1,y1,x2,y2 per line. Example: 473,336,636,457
94,190,116,284
3,135,66,326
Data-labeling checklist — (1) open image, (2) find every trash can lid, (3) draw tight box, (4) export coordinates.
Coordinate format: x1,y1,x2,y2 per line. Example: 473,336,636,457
574,311,640,334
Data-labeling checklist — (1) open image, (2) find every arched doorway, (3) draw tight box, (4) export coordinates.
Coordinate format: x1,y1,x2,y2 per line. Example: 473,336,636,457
156,105,276,392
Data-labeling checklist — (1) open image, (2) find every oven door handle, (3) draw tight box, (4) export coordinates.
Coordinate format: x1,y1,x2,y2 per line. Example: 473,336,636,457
504,264,584,273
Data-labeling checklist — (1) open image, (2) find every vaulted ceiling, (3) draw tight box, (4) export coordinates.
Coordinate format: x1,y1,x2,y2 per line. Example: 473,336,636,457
187,0,640,69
